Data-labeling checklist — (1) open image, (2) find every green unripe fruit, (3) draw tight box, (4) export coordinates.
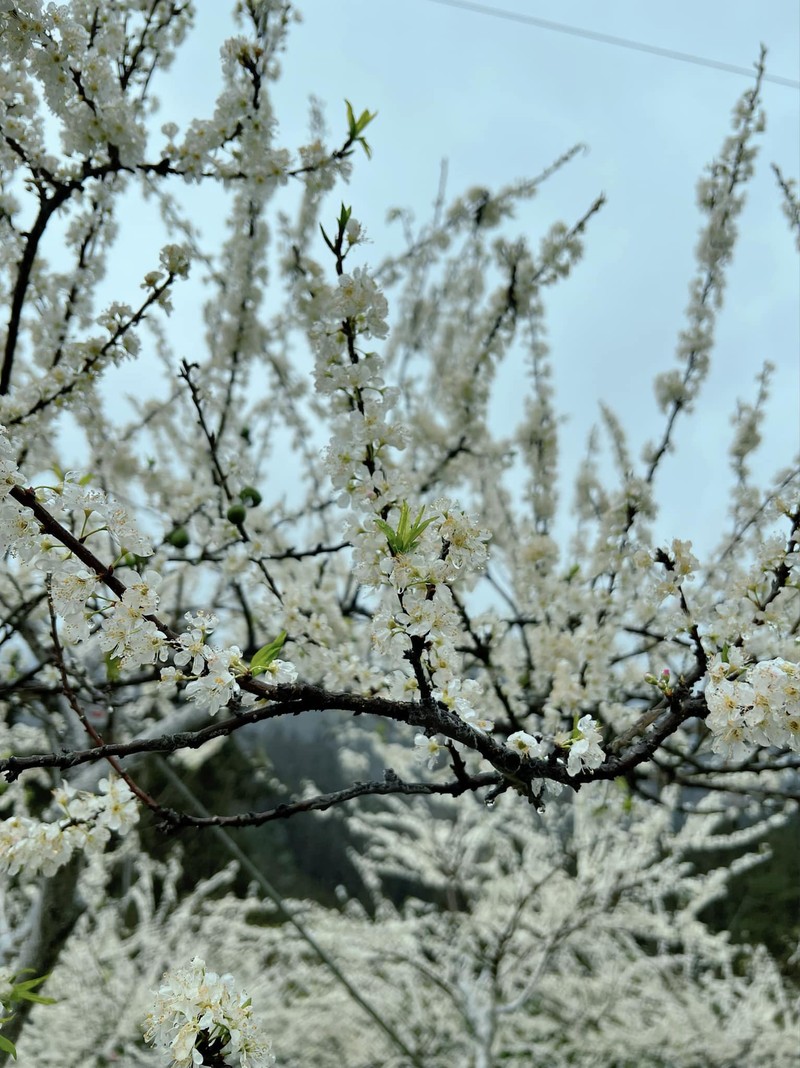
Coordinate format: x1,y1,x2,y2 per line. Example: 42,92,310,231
226,504,247,524
166,526,190,549
239,486,262,507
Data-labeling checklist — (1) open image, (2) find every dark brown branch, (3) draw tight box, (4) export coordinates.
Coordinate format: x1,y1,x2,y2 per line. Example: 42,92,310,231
1,186,72,394
0,683,506,780
154,769,501,830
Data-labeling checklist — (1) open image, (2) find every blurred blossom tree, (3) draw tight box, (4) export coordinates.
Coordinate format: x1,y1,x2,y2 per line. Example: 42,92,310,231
0,1,797,1064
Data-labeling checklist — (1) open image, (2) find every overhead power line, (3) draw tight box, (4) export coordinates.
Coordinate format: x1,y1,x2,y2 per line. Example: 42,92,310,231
425,0,800,90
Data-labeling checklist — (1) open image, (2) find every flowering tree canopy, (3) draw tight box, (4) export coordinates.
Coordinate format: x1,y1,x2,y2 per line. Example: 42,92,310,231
0,0,798,1063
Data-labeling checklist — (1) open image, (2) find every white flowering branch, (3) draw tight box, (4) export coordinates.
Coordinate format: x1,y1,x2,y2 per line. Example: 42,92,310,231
0,5,798,1062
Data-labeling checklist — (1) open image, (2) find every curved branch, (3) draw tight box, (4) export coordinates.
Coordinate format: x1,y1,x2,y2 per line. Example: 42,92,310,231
153,769,501,830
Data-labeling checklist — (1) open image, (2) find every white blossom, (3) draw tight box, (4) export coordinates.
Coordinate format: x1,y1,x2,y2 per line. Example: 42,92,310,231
143,957,274,1068
565,715,606,776
506,730,547,761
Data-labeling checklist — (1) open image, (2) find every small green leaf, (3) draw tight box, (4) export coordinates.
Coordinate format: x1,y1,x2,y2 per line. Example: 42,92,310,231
3,972,56,1016
374,516,397,546
319,222,335,252
375,501,436,554
10,985,55,1005
355,108,377,135
345,101,376,148
0,1034,17,1058
251,630,288,676
104,652,121,683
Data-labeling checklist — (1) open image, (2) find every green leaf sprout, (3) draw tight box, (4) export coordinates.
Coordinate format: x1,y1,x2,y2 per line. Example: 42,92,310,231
374,501,436,555
250,630,288,677
345,99,377,158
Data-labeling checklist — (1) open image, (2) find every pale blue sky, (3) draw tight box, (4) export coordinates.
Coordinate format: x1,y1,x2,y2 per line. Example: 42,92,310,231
134,1,800,553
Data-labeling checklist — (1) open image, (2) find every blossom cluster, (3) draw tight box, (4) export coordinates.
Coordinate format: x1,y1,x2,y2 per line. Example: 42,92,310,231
0,777,138,878
307,227,614,777
143,957,274,1068
0,454,153,566
705,656,800,759
563,714,606,775
0,433,298,717
0,428,19,500
366,499,491,694
308,222,497,732
0,1,155,169
161,612,297,717
312,261,398,511
506,713,605,777
97,570,169,669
